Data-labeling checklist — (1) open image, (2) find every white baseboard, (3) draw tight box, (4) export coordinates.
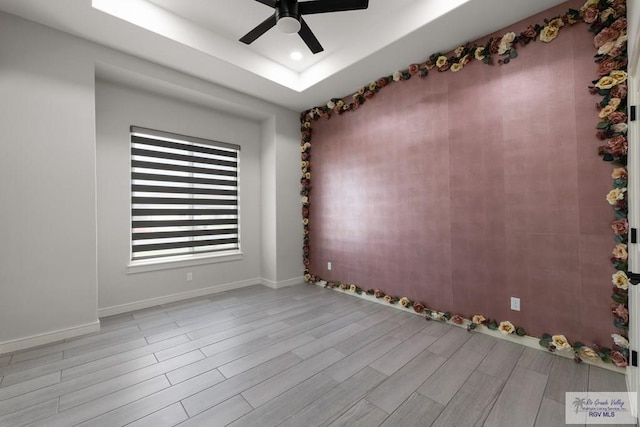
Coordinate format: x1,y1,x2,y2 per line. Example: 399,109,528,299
98,278,263,317
3,277,305,354
314,281,626,374
0,320,100,355
262,277,304,289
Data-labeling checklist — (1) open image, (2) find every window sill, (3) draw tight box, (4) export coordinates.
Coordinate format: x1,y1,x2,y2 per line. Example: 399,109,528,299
127,251,243,274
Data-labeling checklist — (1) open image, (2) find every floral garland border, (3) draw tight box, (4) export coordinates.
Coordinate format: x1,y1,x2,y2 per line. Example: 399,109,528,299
299,0,629,367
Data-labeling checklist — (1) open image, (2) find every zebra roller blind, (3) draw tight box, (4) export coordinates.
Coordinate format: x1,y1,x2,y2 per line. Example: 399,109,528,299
130,126,240,261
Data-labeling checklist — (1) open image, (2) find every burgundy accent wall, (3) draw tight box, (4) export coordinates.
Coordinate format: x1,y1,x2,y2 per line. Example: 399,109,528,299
307,0,616,344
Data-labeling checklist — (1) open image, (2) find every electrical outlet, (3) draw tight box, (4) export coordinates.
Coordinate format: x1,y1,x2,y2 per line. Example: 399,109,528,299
510,297,520,311
327,262,332,271
187,272,193,281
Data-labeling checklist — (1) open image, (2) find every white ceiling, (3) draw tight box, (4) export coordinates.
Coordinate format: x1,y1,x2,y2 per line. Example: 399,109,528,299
0,0,567,111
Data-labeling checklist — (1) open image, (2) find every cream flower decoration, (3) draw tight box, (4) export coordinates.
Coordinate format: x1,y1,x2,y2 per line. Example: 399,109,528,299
548,18,565,28
612,123,628,134
612,271,630,290
608,98,621,110
436,56,448,68
472,314,486,324
551,335,572,350
399,297,410,307
612,243,628,260
540,25,559,43
451,63,464,72
498,32,516,54
611,167,627,180
498,321,515,335
580,0,598,12
579,346,600,361
393,71,402,81
600,7,616,22
595,75,617,90
349,284,357,292
474,47,486,61
598,41,615,55
606,188,626,205
612,334,629,348
430,312,444,321
599,105,617,119
610,70,628,84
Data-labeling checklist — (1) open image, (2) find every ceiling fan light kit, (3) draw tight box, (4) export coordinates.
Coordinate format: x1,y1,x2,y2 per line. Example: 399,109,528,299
240,0,369,54
277,17,301,34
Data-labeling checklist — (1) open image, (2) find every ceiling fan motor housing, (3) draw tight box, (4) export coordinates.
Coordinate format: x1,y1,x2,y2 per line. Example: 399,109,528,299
276,0,301,34
276,0,300,21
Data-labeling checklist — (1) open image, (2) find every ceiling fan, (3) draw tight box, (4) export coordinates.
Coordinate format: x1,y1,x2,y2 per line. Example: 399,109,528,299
239,0,370,54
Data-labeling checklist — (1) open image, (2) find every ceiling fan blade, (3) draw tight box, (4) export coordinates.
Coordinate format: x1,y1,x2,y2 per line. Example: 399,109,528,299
254,0,276,7
299,0,369,15
298,18,323,54
239,14,277,44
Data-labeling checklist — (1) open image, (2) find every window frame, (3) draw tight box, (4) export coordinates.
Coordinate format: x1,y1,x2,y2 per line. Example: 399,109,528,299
127,126,242,272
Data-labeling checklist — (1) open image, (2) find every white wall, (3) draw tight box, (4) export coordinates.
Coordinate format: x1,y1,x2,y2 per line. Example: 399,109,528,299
260,113,305,287
96,80,263,312
275,113,306,282
0,11,99,350
629,0,639,71
0,10,303,351
261,116,278,284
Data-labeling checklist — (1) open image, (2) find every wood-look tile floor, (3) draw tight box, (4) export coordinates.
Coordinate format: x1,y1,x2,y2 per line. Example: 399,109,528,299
0,284,628,427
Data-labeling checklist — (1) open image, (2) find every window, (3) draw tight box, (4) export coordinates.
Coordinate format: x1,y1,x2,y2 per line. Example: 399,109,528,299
130,126,240,263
